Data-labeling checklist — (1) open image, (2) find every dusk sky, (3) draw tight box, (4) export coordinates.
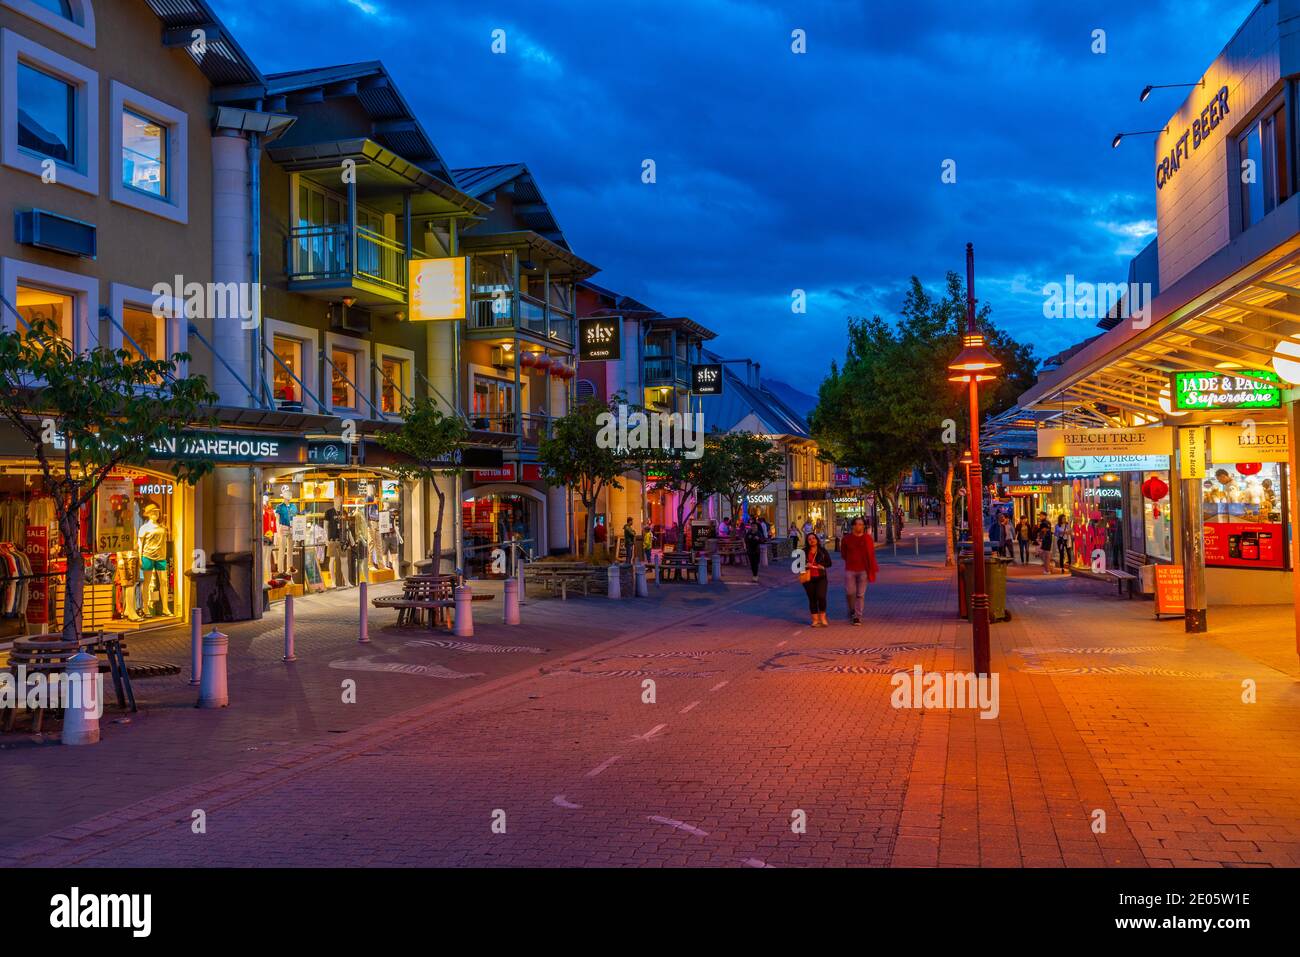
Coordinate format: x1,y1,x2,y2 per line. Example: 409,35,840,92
213,0,1258,385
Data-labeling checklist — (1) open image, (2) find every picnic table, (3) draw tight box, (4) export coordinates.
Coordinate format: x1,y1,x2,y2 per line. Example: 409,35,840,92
716,540,747,564
524,562,606,600
370,575,493,628
657,550,701,582
3,630,175,731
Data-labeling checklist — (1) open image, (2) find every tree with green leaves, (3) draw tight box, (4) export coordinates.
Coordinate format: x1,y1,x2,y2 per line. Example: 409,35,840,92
646,434,730,548
811,272,1036,560
374,396,468,573
0,317,218,640
713,430,786,521
538,395,625,559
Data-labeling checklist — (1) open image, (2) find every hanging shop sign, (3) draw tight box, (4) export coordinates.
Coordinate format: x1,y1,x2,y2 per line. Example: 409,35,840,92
307,439,351,466
1064,454,1170,476
1153,565,1185,617
691,363,724,395
577,317,621,361
1179,427,1207,480
1209,424,1290,463
520,464,544,482
408,257,467,321
1038,427,1172,458
1155,86,1230,191
1170,370,1281,411
1016,457,1065,480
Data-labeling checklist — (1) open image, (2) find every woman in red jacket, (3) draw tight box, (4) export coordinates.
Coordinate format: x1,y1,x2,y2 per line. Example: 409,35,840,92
838,516,879,625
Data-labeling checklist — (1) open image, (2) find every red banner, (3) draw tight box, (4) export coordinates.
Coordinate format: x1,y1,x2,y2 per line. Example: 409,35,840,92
25,525,49,624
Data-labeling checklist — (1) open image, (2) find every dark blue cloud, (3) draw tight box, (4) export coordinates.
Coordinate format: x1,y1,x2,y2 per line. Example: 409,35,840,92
212,0,1257,380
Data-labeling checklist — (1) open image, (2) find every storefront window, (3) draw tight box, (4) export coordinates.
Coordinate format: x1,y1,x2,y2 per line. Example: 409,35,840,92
262,470,406,595
1201,461,1286,568
462,494,537,577
1138,470,1173,561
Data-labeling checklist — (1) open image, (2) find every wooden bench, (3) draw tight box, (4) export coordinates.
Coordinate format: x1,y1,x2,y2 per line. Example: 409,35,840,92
3,630,155,732
1068,565,1136,598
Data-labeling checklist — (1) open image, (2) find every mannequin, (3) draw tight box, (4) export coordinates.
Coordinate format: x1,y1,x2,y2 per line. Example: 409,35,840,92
116,550,142,621
382,506,403,576
275,498,296,576
365,496,382,570
324,495,351,588
262,502,276,583
137,503,171,617
351,506,370,584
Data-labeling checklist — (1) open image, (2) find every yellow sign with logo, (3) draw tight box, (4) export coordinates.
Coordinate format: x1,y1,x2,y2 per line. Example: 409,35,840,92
1208,424,1290,463
1178,427,1206,479
409,257,466,321
1037,426,1173,458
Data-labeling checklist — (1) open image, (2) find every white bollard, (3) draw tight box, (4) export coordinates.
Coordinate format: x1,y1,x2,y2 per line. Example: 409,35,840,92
606,563,621,600
358,581,370,643
760,543,770,567
504,576,520,624
61,652,101,746
454,584,474,637
189,610,203,686
711,553,722,582
634,562,649,598
198,629,229,708
915,536,920,556
282,593,296,662
697,553,709,585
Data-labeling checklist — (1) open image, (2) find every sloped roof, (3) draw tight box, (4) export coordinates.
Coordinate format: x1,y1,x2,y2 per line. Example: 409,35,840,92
258,61,455,183
701,348,810,439
452,163,570,249
140,0,263,86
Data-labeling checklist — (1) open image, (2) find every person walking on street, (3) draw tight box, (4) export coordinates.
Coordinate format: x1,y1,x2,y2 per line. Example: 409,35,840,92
1054,515,1072,573
996,512,1013,559
622,517,636,562
744,520,765,582
788,522,800,550
839,516,879,625
800,532,833,627
1037,513,1053,574
1015,516,1031,564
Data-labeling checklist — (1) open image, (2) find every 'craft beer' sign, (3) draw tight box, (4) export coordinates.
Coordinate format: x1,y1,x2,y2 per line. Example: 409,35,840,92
578,317,621,361
1037,427,1172,458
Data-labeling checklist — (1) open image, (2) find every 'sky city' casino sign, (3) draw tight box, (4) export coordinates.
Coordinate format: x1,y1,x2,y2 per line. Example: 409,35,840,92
578,317,621,361
1156,86,1230,191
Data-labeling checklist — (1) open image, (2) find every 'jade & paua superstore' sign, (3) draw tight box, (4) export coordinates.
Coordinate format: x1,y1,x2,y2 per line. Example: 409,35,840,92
1171,370,1281,411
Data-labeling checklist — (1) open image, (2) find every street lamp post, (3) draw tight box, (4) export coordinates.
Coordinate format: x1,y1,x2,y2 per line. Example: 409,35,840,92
948,243,1002,676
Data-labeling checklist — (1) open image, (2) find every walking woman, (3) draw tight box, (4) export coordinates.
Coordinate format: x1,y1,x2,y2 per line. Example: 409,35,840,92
800,532,833,627
744,520,765,583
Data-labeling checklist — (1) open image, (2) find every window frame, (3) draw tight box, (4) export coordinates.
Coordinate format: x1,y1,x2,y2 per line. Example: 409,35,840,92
1235,91,1294,234
374,343,414,418
1,28,98,193
109,81,188,223
108,282,186,377
264,317,322,413
0,0,95,49
1,256,98,351
324,331,371,416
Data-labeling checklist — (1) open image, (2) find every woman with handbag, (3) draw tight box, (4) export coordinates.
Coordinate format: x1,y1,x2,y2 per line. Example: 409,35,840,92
800,532,833,627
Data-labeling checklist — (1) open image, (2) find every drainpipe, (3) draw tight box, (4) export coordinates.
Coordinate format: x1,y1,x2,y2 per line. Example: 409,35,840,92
248,118,263,407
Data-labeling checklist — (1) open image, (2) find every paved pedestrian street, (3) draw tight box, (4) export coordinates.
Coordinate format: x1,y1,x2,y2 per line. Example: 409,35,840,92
5,534,1298,869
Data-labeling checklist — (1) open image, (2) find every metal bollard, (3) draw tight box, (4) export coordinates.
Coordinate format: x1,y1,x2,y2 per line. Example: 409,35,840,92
915,536,920,556
189,610,203,686
283,593,296,662
198,629,229,708
760,543,770,567
697,553,708,585
711,553,722,582
359,581,370,643
454,584,474,637
634,562,649,597
61,652,101,745
606,563,621,600
504,576,521,624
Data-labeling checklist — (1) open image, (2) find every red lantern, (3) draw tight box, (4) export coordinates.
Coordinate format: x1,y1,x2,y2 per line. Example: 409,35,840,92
1236,462,1262,476
1141,476,1169,502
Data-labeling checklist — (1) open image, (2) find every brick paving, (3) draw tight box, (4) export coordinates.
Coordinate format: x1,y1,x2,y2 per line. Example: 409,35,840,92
3,534,1299,868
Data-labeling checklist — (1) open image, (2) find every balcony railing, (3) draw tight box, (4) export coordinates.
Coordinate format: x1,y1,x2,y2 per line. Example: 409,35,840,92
644,356,689,387
465,290,574,344
289,224,407,294
468,411,550,447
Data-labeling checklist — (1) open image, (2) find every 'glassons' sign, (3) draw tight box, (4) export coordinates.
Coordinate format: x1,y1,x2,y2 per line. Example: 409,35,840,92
691,363,723,395
578,317,621,361
1156,86,1229,191
1171,370,1281,411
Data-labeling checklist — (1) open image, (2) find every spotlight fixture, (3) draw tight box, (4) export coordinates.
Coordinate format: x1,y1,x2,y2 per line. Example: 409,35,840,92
1139,80,1205,102
1112,128,1169,149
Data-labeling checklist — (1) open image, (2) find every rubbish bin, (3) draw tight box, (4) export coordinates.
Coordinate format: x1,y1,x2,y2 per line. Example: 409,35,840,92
957,553,1011,622
210,551,256,622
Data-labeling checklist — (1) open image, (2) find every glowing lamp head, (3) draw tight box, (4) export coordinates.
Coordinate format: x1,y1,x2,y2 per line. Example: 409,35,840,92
947,332,1002,383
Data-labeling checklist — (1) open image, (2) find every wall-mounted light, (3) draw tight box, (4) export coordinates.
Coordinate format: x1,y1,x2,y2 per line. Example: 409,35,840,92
1112,127,1169,149
342,297,357,308
1139,80,1205,102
